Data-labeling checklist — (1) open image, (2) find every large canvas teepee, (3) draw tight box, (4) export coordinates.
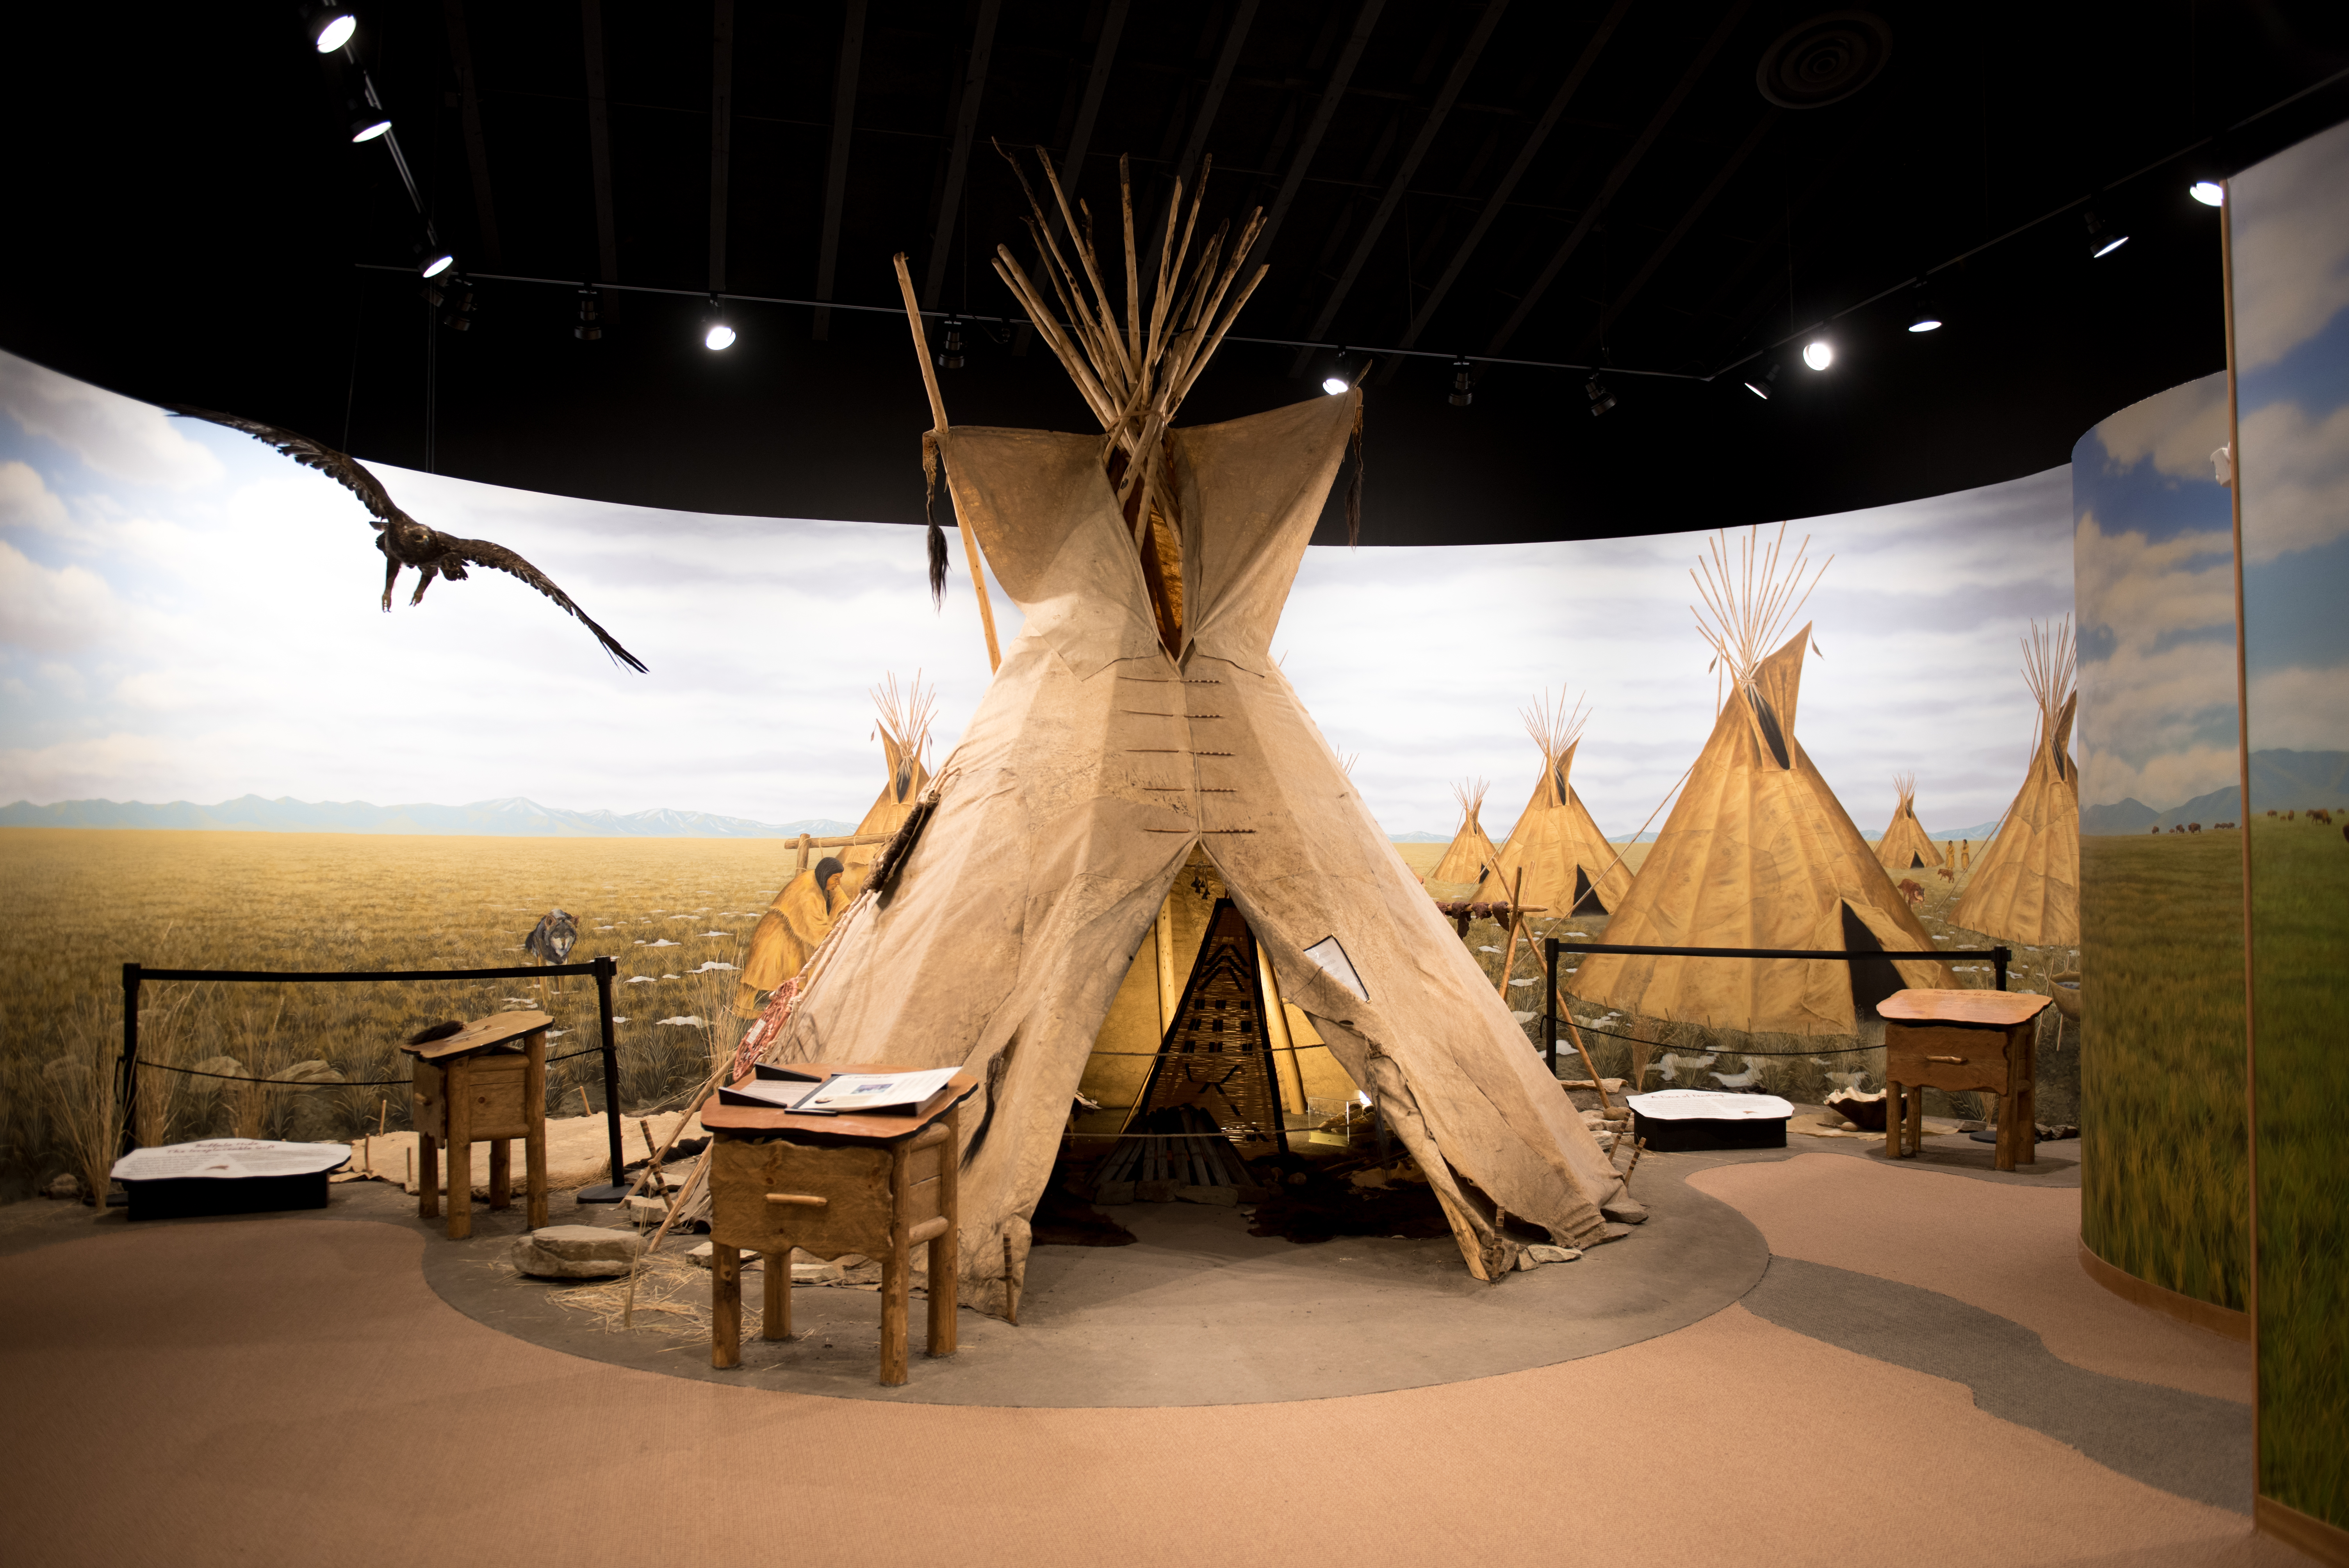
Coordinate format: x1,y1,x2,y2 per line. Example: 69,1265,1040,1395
734,676,936,1014
1953,619,2079,946
1477,693,1633,916
1874,774,1945,871
1569,529,1953,1034
1427,778,1501,890
764,151,1622,1308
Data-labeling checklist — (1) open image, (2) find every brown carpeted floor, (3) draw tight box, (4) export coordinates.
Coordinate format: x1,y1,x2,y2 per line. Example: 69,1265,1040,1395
0,1153,2296,1568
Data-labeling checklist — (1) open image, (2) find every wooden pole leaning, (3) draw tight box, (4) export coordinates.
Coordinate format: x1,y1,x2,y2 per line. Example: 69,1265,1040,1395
892,251,1000,674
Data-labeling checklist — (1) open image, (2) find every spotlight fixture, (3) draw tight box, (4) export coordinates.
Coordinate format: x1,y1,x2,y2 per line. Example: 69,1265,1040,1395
1320,348,1357,396
2083,208,2128,258
307,6,356,53
1448,356,1474,407
440,284,475,332
1802,338,1834,371
703,295,735,351
418,247,454,279
1742,358,1780,400
1907,283,1943,333
348,99,392,143
934,318,966,371
1585,373,1617,418
2190,180,2225,208
574,288,602,342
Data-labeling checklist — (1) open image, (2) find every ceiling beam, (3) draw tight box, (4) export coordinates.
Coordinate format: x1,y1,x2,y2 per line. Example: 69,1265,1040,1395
1481,0,1749,358
1170,0,1262,194
1389,0,1628,358
582,0,620,311
920,0,1004,310
708,0,735,294
441,0,501,267
811,0,868,339
1062,0,1132,185
1246,0,1383,267
1287,0,1510,374
1575,109,1776,359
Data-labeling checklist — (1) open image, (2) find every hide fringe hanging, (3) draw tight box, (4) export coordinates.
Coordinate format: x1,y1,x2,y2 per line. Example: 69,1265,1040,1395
1344,397,1365,547
922,431,948,608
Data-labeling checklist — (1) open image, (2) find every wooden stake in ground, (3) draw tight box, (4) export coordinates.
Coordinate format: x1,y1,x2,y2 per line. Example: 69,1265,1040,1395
1494,868,1527,999
892,251,1000,673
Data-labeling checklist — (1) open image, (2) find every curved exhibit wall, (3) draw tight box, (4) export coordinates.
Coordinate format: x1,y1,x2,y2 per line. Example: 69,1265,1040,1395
0,341,2073,848
2231,117,2349,1536
2070,371,2248,1315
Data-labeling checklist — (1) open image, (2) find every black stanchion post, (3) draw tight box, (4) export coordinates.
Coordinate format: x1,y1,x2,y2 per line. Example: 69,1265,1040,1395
1993,945,2011,993
1543,937,1558,1074
118,962,141,1159
577,954,629,1203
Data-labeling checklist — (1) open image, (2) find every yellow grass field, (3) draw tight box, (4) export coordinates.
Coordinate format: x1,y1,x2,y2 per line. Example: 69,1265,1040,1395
0,829,808,1199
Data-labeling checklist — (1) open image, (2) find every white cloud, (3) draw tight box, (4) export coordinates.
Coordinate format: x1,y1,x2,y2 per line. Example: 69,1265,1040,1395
0,356,222,488
0,539,122,652
0,460,68,531
2238,397,2349,562
2231,117,2349,371
2246,664,2349,754
0,731,180,803
2091,376,2231,479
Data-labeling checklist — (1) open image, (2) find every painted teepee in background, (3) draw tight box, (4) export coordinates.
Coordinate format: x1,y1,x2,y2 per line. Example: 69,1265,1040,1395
1569,527,1953,1035
1428,777,1501,888
1476,693,1632,916
1953,618,2079,946
1874,774,1945,871
734,674,936,1013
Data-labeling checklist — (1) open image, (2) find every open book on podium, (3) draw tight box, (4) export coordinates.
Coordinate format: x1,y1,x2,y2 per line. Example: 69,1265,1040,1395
716,1063,962,1117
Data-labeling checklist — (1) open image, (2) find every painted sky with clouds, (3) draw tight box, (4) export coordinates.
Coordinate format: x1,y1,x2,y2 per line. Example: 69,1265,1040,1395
2233,116,2349,757
0,346,2073,839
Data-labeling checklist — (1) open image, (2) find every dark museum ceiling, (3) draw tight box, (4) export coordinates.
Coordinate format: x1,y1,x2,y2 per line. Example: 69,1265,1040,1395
4,3,2345,544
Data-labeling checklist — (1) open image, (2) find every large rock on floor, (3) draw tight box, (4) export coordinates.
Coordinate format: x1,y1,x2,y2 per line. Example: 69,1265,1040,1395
508,1224,644,1279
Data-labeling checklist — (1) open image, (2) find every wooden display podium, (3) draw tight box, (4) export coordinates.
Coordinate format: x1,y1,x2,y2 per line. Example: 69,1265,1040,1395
404,1010,550,1239
1879,989,2053,1172
701,1065,979,1386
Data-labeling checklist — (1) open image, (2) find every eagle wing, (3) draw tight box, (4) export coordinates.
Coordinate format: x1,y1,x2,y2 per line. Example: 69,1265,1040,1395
168,405,414,535
443,535,649,673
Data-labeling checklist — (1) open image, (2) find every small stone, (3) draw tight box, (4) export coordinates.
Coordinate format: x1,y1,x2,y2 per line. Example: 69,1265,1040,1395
42,1171,82,1201
1515,1250,1541,1271
1524,1244,1581,1264
623,1195,668,1225
1578,1109,1607,1127
1347,1167,1390,1190
508,1224,645,1279
1093,1180,1137,1206
1602,1196,1649,1224
791,1258,845,1284
685,1241,761,1270
1135,1180,1178,1203
1178,1183,1239,1206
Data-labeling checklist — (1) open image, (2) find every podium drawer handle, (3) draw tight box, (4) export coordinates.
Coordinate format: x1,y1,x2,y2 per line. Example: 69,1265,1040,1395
1926,1055,1967,1064
766,1193,828,1208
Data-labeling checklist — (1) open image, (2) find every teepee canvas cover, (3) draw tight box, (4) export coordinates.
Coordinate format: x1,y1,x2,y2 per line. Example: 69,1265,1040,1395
770,393,1622,1305
1428,778,1502,890
1570,532,1952,1034
1874,774,1944,871
1953,621,2078,946
1477,696,1633,916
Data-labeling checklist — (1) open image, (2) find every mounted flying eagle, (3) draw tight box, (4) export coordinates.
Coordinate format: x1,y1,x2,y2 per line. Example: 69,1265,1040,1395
169,405,647,672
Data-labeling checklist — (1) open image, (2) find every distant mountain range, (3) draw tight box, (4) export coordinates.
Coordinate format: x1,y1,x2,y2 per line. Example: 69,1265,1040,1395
1389,830,1449,843
0,795,857,839
2084,749,2349,834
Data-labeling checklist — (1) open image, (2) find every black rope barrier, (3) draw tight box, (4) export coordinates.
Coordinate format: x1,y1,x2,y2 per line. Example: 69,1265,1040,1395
129,1042,609,1088
119,957,627,1196
1539,938,2014,1075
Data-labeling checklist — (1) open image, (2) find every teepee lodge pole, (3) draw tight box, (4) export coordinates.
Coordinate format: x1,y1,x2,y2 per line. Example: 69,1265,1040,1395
892,251,1000,673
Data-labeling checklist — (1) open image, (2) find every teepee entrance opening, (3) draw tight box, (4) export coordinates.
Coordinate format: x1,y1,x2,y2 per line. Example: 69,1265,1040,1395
1839,902,1910,1018
1571,866,1608,917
